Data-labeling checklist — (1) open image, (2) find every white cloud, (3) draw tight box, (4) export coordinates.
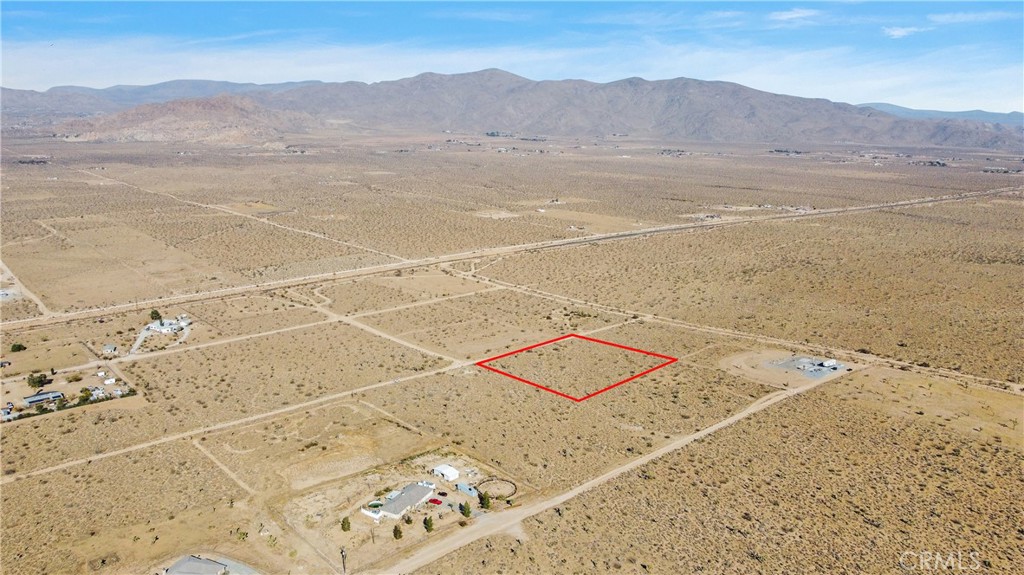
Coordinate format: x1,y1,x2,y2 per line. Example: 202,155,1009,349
431,9,537,23
882,26,931,39
697,10,747,28
928,11,1018,25
582,10,689,28
767,8,822,22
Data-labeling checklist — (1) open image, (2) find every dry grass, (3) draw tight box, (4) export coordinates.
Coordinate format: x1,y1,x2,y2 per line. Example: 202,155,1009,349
359,288,622,360
319,269,488,316
1,138,1019,574
207,401,436,492
362,328,770,491
0,321,445,475
477,199,1024,383
0,442,242,574
419,371,1023,574
481,334,673,400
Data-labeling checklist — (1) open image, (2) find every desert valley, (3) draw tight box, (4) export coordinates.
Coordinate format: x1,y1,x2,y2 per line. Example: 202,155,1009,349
0,67,1022,575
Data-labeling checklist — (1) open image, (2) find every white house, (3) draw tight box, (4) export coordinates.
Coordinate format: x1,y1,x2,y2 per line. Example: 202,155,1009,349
432,464,459,482
379,483,434,520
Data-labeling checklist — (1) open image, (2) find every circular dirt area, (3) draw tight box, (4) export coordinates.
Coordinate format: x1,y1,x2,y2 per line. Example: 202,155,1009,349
475,477,516,498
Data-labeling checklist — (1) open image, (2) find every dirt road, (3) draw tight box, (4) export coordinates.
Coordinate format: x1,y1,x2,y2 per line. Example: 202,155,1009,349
372,375,835,574
0,359,472,486
3,185,1014,331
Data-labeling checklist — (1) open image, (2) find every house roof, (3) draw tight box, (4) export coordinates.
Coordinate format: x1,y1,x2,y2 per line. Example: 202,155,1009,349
23,391,64,402
433,463,459,477
380,483,433,517
167,555,226,575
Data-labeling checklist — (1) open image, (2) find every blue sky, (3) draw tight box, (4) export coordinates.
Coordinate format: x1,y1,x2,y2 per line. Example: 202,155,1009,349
2,2,1021,111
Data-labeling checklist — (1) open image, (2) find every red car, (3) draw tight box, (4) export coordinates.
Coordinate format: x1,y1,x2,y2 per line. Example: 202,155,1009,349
428,498,443,505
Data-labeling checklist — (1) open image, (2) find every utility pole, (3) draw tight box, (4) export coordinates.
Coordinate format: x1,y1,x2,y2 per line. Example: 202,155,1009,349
340,547,347,575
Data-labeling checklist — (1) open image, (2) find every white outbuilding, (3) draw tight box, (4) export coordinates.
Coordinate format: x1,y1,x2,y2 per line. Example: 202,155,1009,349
432,464,460,482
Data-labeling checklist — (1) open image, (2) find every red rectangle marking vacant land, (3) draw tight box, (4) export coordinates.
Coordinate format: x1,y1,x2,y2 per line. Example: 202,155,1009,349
475,333,677,402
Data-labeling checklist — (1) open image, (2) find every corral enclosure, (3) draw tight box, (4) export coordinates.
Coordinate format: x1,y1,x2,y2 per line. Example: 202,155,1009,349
1,135,1021,574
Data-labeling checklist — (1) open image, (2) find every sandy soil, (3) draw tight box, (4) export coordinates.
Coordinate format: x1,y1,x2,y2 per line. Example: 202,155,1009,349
0,137,1019,574
417,370,1023,574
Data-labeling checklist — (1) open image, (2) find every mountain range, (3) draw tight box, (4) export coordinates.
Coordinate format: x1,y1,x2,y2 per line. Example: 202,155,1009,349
2,69,1021,150
855,103,1022,126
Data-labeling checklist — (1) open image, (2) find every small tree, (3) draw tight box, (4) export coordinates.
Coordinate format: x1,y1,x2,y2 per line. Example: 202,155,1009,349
392,524,403,540
27,373,48,389
150,309,162,322
423,516,434,532
340,516,351,532
460,502,472,518
479,491,492,510
403,514,413,525
10,343,26,352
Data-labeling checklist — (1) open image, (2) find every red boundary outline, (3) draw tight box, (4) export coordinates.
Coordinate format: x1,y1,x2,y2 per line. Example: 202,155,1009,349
475,333,678,402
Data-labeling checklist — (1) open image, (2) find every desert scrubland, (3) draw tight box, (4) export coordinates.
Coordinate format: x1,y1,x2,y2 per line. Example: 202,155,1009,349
418,370,1023,574
476,198,1024,383
1,137,1021,574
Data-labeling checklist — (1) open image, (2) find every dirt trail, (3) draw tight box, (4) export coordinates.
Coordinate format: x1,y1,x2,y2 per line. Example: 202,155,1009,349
76,169,408,262
461,270,1019,395
3,185,1014,331
0,360,472,486
0,260,52,317
372,377,831,574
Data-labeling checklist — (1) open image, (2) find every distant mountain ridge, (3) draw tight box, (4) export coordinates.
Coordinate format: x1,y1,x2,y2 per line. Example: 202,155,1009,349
58,94,318,144
46,79,324,107
857,103,1022,126
3,69,1021,150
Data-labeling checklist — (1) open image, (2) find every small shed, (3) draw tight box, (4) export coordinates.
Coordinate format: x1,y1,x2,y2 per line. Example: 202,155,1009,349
456,483,478,497
433,464,460,482
102,344,117,355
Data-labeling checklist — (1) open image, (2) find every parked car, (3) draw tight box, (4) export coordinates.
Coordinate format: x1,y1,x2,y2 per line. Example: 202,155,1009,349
428,498,443,505
438,491,448,497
